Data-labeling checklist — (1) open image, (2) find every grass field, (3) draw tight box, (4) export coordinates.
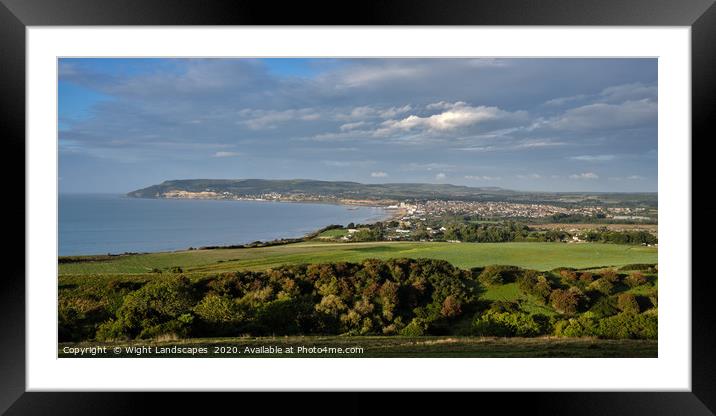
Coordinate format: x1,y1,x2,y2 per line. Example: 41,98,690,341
58,336,657,358
317,228,349,238
59,241,657,275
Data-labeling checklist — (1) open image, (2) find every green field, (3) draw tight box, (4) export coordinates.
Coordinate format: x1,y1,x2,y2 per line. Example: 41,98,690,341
317,228,349,238
59,241,658,275
58,336,657,358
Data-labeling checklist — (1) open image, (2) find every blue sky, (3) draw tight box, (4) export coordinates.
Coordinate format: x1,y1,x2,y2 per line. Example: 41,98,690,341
58,58,657,193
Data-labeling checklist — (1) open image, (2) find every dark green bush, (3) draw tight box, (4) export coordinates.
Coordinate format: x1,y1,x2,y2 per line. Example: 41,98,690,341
617,293,640,314
619,263,657,271
400,318,428,336
589,296,619,318
549,287,587,315
588,278,614,295
478,265,520,287
516,270,552,304
624,272,648,288
96,276,196,340
472,310,550,337
553,313,599,337
597,312,657,339
66,259,657,341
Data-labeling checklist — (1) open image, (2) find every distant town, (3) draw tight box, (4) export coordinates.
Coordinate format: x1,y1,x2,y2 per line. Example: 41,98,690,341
157,189,655,222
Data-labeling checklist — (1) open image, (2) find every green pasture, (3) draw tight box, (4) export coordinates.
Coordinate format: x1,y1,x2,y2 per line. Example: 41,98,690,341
59,241,658,275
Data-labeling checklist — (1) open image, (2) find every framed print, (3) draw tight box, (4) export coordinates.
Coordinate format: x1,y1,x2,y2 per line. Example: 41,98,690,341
2,0,715,413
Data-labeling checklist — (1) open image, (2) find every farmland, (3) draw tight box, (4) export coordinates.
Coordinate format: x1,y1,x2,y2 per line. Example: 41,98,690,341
59,241,657,275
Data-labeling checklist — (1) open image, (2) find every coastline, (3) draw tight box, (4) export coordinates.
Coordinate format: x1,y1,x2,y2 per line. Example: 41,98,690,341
60,195,398,257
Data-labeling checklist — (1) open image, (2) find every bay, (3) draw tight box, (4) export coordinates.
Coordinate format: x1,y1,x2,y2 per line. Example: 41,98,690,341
59,194,390,256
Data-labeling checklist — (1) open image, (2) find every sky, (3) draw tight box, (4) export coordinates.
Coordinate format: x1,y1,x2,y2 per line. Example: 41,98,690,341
58,58,657,193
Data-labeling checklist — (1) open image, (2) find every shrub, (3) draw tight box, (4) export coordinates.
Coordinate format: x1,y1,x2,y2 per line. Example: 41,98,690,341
589,296,619,318
601,269,619,283
516,271,551,304
617,293,640,314
255,297,316,335
478,265,521,287
619,263,657,271
588,278,614,295
95,319,127,341
597,312,657,339
59,297,111,342
624,272,648,288
400,318,428,336
472,310,550,337
488,300,520,313
193,294,246,335
139,313,194,339
98,276,196,340
579,272,594,284
478,266,505,286
560,270,578,281
314,294,347,317
440,295,463,318
549,287,586,315
554,312,599,337
69,258,654,341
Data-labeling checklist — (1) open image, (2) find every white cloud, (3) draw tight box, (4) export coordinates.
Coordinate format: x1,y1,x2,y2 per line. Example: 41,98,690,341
569,154,616,162
339,121,368,131
213,151,241,158
336,66,425,88
401,162,456,172
608,175,646,181
239,108,320,130
464,175,501,181
324,160,375,167
337,105,412,122
371,171,388,178
549,99,656,132
569,172,599,180
544,94,587,107
544,82,656,108
514,139,567,149
379,105,413,119
426,101,467,111
600,83,657,103
516,173,542,179
454,146,497,152
435,173,447,180
377,104,525,135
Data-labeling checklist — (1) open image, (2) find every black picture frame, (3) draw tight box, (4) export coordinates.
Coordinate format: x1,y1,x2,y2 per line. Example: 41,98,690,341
2,0,713,413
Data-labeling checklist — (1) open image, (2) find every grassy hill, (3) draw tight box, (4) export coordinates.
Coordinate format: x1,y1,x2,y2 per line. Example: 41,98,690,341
59,241,658,275
127,178,658,207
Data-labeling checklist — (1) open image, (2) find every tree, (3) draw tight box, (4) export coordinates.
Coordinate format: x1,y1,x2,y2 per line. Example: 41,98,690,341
440,295,462,318
601,269,619,283
624,272,647,287
579,272,594,284
588,278,614,295
560,270,578,281
617,293,640,314
549,287,585,315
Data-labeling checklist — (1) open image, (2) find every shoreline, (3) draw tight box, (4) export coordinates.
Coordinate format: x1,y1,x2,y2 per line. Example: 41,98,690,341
126,194,399,209
60,196,399,258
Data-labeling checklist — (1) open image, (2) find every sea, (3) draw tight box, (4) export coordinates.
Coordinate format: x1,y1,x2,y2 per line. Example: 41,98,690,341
59,194,390,256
